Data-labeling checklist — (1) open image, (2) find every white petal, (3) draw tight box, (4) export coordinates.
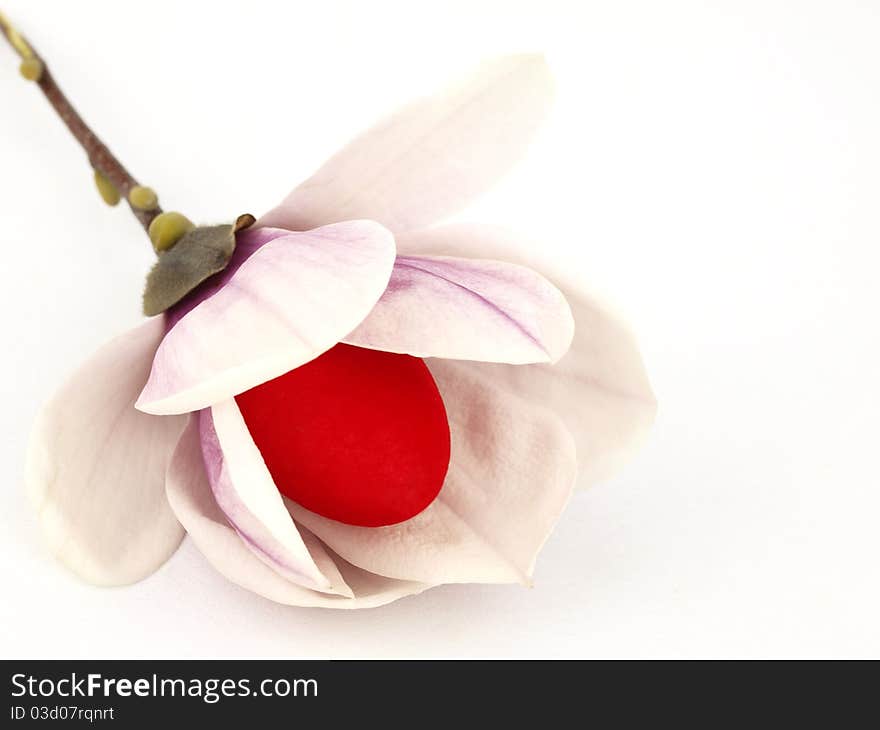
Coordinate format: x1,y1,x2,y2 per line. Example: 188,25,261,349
258,55,554,233
395,224,657,487
344,254,573,363
136,220,396,415
288,362,577,585
166,418,429,609
25,319,187,585
200,400,336,592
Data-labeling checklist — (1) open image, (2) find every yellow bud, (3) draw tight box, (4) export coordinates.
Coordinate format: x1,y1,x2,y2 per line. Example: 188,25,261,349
3,19,34,59
129,185,159,211
148,212,195,253
19,58,43,81
93,169,120,206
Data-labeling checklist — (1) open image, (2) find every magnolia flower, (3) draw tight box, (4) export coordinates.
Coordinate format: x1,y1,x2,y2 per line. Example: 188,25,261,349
26,55,656,608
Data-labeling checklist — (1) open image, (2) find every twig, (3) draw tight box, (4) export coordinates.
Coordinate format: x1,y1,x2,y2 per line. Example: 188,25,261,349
0,10,162,232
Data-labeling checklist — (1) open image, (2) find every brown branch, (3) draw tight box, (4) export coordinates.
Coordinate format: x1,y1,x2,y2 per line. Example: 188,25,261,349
0,12,162,233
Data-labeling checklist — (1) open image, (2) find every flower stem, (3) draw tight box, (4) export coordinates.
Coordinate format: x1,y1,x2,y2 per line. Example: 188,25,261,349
0,11,162,233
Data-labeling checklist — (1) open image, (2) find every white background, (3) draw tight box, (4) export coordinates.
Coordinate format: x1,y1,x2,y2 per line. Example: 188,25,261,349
1,0,878,658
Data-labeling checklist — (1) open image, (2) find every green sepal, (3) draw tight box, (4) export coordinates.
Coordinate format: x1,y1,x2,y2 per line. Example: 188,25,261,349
142,224,236,316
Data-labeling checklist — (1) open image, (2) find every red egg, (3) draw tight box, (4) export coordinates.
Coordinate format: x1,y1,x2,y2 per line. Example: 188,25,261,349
236,343,451,527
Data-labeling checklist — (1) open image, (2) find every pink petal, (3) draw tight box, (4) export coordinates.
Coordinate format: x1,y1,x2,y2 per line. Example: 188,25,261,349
258,55,554,234
199,400,340,593
166,418,429,609
395,224,658,487
136,220,396,415
288,361,577,585
164,226,290,330
25,319,187,585
343,254,573,363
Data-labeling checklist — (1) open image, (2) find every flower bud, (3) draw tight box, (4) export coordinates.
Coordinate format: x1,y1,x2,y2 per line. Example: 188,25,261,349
148,211,195,253
93,169,120,206
128,185,158,211
19,58,43,81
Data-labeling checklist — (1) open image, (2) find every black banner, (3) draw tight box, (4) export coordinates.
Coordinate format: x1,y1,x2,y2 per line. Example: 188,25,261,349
4,659,872,724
